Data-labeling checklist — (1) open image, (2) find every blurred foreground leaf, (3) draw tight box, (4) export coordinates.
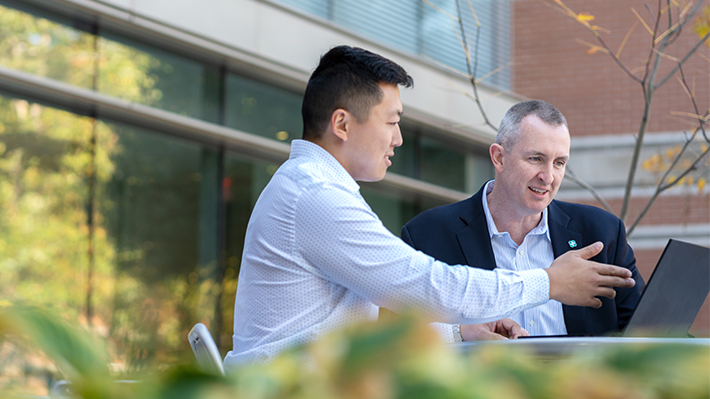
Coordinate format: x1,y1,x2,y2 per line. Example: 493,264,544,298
1,306,708,399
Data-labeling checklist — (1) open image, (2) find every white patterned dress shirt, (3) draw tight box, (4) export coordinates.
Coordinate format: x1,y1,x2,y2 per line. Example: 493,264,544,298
224,140,550,367
482,180,568,336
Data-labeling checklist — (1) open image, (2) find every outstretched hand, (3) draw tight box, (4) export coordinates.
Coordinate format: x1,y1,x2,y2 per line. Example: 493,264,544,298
546,242,635,308
461,318,529,341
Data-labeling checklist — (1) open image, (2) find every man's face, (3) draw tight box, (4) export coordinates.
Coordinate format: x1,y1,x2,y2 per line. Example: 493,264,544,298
345,83,403,181
494,115,570,217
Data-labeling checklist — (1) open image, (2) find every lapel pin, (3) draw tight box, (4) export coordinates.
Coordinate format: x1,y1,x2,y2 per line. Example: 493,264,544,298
568,240,578,248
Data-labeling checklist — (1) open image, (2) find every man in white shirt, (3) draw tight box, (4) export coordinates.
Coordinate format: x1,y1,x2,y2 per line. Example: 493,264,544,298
224,46,635,367
402,100,644,337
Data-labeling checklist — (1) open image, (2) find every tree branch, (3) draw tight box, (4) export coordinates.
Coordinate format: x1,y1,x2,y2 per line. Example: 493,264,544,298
654,31,710,89
627,143,710,235
454,0,498,132
564,167,614,213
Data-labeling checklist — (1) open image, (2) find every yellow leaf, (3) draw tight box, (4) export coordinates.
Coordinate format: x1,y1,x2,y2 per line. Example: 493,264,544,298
576,13,595,22
667,175,677,184
698,177,707,192
701,144,708,153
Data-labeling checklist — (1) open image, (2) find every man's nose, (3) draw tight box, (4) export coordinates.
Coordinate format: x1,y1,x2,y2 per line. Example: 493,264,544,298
392,125,403,147
538,163,554,184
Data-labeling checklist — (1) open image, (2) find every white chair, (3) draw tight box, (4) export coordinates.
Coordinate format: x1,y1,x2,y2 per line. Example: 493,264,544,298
188,323,225,376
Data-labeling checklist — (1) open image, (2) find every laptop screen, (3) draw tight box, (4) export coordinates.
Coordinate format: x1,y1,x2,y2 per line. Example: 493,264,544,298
623,239,710,337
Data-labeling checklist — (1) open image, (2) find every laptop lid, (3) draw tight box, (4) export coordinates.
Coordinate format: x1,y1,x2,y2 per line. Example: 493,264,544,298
623,239,710,337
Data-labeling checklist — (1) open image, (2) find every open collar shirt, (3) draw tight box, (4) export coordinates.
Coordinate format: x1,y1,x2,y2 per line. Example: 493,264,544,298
224,140,550,367
481,180,568,336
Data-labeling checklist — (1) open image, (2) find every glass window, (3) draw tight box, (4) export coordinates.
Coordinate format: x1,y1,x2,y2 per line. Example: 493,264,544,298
99,122,227,369
220,153,281,345
331,0,420,53
387,127,417,178
0,2,95,89
361,186,419,235
0,92,223,392
0,93,97,315
0,1,222,124
398,120,492,193
420,136,467,191
272,0,511,89
224,73,302,142
98,33,221,123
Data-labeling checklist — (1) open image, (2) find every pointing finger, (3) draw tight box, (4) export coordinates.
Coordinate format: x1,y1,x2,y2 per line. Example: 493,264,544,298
573,241,604,260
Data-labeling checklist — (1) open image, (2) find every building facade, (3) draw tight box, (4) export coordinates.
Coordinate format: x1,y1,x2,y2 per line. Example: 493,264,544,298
1,0,707,394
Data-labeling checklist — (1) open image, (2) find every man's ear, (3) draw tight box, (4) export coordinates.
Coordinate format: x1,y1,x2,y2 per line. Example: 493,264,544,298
490,143,505,173
330,109,350,142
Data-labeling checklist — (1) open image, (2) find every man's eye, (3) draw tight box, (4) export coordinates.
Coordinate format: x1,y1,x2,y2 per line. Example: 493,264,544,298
530,157,541,162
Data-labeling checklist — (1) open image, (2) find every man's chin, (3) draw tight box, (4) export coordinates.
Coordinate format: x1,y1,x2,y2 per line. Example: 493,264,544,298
357,172,387,182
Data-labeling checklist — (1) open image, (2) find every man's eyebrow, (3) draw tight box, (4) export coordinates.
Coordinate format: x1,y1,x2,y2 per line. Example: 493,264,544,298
523,151,569,160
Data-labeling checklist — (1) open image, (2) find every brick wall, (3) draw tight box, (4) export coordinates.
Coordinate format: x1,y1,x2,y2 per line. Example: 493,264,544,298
513,0,710,137
573,194,710,227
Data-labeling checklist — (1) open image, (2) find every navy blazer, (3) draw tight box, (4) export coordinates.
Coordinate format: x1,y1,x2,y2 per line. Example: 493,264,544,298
401,184,645,336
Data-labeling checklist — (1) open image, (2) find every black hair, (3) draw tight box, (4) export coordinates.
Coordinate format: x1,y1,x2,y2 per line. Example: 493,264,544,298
301,45,413,140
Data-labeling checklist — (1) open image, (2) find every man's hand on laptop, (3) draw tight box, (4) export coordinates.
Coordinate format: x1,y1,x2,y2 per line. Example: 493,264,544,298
546,241,636,308
461,318,529,341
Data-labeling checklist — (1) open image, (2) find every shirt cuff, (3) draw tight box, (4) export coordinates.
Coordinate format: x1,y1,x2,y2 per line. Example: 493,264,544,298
518,268,550,306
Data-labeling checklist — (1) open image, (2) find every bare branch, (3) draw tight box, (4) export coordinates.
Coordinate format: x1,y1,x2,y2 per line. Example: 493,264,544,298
588,34,644,83
621,0,666,221
632,7,655,35
627,143,710,235
564,167,614,213
677,63,709,142
616,21,639,58
421,0,458,20
454,0,498,132
654,31,710,89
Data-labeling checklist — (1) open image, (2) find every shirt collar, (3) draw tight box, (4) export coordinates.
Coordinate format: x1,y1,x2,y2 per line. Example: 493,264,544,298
481,179,550,240
289,139,361,193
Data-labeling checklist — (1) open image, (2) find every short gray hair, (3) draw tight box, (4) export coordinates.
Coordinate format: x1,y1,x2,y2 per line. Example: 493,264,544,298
496,100,567,149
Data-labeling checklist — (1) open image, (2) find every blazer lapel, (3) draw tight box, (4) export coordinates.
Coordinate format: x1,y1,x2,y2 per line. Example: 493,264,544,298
548,201,586,335
456,186,497,270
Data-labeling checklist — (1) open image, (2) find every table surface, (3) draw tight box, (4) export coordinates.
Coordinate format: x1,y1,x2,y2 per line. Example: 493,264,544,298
450,337,710,356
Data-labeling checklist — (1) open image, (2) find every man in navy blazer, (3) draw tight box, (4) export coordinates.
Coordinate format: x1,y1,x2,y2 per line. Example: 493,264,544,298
402,100,645,336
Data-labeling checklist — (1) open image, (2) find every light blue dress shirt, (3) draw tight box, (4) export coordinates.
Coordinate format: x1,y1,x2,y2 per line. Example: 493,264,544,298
481,180,568,336
224,140,550,367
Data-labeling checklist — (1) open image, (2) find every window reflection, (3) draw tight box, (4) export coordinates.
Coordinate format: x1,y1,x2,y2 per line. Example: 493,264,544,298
420,136,467,192
225,74,302,142
361,186,422,235
0,3,95,89
98,34,221,122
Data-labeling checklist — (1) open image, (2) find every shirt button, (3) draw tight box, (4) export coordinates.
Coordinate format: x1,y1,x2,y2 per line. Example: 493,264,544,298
518,249,524,255
529,320,535,326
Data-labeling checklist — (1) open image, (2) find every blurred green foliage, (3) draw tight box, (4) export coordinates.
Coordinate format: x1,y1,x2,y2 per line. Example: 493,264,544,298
2,305,708,399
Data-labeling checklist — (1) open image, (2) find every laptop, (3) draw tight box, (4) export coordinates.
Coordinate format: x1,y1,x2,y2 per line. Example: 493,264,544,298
519,239,710,338
622,239,710,337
